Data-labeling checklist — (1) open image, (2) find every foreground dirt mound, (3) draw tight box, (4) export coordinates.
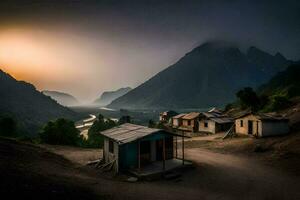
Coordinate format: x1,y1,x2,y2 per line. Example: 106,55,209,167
0,138,102,200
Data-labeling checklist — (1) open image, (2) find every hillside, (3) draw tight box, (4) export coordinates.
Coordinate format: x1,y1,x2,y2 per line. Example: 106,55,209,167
108,41,293,109
43,90,79,107
0,138,100,200
0,69,81,135
94,87,132,106
258,64,300,98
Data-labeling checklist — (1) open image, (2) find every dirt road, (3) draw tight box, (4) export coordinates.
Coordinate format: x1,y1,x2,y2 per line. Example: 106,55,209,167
183,148,300,200
88,148,299,200
2,138,300,200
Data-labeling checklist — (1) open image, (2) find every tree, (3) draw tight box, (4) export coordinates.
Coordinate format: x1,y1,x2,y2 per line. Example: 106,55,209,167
263,94,291,112
87,115,117,147
39,118,80,145
236,87,260,111
0,117,17,137
118,115,131,124
148,119,155,128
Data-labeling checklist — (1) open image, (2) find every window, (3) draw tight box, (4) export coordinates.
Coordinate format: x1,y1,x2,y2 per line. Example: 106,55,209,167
109,140,114,153
240,120,243,127
188,120,191,126
204,122,208,127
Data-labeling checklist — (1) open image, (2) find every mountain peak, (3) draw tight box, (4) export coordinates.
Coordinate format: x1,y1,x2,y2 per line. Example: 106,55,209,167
275,52,287,61
108,42,293,109
186,40,241,57
94,87,132,106
193,40,237,51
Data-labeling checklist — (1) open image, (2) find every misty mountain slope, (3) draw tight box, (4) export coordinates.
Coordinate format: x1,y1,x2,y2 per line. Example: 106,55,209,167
94,87,132,106
258,64,300,97
42,90,79,107
108,41,293,109
0,70,81,135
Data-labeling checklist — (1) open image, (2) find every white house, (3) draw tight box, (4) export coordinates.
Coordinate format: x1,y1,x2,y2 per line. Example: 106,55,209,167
198,111,233,134
235,113,289,137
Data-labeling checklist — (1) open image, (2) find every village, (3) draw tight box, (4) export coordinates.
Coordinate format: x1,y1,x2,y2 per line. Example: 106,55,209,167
24,104,298,200
91,107,290,178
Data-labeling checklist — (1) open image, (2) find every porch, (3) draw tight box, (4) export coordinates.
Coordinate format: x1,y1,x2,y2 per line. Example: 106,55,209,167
129,158,193,177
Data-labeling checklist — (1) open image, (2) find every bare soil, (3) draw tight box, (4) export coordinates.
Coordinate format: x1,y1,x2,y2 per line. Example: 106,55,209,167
2,135,300,200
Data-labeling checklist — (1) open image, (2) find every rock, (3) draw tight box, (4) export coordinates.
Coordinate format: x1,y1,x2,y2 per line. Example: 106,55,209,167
127,177,138,182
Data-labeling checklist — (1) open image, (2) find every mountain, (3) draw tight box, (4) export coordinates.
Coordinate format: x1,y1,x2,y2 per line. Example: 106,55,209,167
94,87,132,106
258,64,300,97
42,90,79,107
0,69,81,135
108,41,293,109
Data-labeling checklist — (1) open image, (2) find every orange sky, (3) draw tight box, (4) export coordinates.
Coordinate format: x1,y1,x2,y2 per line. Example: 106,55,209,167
0,26,182,103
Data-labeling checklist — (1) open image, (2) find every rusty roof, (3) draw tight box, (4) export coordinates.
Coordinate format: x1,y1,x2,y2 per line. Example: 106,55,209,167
235,112,289,121
173,113,187,119
182,112,200,120
99,123,188,145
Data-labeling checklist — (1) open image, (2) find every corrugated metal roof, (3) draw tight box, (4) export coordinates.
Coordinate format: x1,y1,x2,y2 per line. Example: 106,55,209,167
200,111,233,124
182,112,200,120
210,117,233,124
99,123,188,145
235,112,288,121
173,113,187,119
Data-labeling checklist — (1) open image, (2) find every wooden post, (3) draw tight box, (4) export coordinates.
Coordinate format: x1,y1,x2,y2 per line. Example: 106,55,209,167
182,134,185,165
138,140,141,172
163,138,166,171
175,136,178,158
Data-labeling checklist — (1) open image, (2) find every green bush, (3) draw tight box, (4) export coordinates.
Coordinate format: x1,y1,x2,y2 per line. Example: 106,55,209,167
236,87,260,111
86,114,117,148
262,94,291,112
39,118,80,145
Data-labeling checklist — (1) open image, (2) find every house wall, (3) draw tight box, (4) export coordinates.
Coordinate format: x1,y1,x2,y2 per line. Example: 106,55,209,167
182,119,197,132
159,115,163,121
182,119,194,127
235,115,262,136
119,142,138,170
173,118,179,127
198,119,216,133
118,132,174,171
173,118,182,127
261,121,289,137
104,138,119,172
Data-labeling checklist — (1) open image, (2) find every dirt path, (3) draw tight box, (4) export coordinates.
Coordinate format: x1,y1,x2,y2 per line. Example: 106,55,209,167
5,138,299,200
84,148,300,200
182,148,300,199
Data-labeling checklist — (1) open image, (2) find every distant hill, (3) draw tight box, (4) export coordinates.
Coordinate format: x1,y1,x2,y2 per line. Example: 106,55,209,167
108,41,293,109
94,87,132,106
258,64,300,98
42,90,79,107
0,69,81,135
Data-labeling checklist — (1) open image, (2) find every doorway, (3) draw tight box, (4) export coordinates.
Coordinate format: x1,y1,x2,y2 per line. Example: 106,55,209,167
140,140,151,166
248,120,253,135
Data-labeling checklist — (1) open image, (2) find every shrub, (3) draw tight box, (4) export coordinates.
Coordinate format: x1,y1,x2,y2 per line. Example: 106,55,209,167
236,87,260,111
263,94,291,112
86,114,117,148
119,115,131,124
39,118,80,145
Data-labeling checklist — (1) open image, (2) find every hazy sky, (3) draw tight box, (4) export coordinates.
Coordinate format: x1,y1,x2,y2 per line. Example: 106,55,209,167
0,0,299,103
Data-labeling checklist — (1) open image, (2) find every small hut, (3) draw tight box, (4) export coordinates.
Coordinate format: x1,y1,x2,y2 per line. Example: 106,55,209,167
178,112,200,133
172,113,186,128
235,113,289,137
99,123,190,176
159,110,178,123
198,111,233,134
